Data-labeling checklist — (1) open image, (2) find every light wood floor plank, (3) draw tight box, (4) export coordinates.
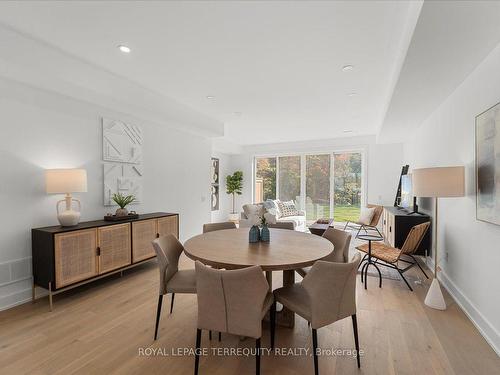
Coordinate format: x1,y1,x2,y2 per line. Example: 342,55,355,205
0,256,498,375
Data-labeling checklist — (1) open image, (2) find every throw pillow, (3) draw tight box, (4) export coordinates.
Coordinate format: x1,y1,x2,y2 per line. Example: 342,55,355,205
278,200,299,217
264,199,280,218
358,207,376,225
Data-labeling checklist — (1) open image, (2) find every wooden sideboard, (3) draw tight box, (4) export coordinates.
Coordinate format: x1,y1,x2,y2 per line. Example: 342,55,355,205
382,206,430,256
32,212,178,310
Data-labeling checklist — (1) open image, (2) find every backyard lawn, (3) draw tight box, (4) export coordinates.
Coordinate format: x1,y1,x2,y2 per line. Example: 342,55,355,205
334,205,361,222
306,204,360,223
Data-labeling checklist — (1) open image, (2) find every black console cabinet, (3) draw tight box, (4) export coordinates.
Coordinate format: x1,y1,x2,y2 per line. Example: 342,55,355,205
382,206,431,256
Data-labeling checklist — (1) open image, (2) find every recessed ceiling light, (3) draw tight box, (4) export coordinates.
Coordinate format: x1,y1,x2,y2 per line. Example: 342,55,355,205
343,130,353,133
342,65,354,71
118,45,131,53
206,95,215,99
348,92,357,97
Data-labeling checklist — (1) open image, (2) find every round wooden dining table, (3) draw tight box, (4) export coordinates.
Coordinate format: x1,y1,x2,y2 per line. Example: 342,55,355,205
184,227,333,327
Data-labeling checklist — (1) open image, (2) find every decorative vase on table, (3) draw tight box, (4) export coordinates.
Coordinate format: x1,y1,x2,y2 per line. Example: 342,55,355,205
260,224,270,242
115,208,129,217
249,225,260,243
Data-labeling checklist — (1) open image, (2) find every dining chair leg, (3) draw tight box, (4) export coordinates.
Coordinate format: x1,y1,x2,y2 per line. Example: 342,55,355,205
154,295,163,340
343,221,349,230
312,328,319,375
218,332,221,342
170,293,175,314
256,338,261,375
270,301,276,349
209,330,212,340
194,328,202,375
351,314,361,368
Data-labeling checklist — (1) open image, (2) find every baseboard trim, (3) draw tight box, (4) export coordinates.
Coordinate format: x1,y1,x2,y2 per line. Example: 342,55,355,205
0,287,32,312
426,258,500,356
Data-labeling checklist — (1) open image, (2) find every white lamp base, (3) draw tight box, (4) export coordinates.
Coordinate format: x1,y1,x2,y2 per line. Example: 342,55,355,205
424,278,446,310
57,209,81,226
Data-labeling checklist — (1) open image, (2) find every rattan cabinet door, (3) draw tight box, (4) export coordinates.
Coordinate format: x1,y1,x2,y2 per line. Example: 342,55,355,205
55,229,98,288
98,223,131,274
157,216,178,238
132,219,157,262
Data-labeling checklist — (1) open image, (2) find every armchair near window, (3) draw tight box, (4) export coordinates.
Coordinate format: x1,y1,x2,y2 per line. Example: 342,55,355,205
344,204,383,237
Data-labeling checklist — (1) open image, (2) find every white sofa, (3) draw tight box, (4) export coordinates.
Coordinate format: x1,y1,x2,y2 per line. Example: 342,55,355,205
240,202,307,232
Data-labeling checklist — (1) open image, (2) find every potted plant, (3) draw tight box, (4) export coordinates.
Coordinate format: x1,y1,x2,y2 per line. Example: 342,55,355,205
112,193,136,216
226,171,243,221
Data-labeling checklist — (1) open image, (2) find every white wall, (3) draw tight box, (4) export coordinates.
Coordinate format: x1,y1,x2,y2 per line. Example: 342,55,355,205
404,42,500,353
0,77,212,310
230,135,404,212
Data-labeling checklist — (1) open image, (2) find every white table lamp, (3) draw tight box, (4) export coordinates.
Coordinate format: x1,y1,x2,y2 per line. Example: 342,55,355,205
46,169,88,226
412,166,465,310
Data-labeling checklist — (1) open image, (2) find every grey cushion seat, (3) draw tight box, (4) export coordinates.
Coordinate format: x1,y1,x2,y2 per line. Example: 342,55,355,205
166,269,197,293
274,284,312,321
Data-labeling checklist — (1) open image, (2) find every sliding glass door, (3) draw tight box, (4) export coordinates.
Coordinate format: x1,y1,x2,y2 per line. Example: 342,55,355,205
254,151,364,223
305,154,331,222
333,152,362,222
255,157,276,203
278,156,301,203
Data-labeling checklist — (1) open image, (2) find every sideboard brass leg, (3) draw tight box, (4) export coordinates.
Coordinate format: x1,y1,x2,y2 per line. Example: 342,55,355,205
48,282,53,312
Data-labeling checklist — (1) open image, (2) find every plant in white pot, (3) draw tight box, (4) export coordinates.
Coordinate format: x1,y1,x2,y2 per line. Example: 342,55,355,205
226,171,243,221
112,193,136,216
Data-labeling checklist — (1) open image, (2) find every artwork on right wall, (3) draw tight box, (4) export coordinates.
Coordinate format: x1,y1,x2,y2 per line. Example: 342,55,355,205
476,101,500,225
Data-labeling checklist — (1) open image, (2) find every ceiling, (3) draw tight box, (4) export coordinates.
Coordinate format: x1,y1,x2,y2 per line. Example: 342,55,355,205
379,0,500,143
0,1,420,145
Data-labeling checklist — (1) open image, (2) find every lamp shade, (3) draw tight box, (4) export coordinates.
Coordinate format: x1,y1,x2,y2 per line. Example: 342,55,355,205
412,166,465,198
46,169,87,194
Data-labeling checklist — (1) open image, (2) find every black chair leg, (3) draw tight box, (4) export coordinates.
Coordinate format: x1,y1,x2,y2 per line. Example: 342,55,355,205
411,255,429,279
351,315,361,368
398,269,413,291
170,293,175,314
209,330,212,340
270,301,276,349
218,332,221,342
312,328,319,375
154,295,163,340
194,328,201,375
344,221,349,230
357,254,367,270
256,338,261,375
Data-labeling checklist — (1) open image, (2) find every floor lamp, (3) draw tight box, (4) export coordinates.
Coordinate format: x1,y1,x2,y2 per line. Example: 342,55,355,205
412,166,465,310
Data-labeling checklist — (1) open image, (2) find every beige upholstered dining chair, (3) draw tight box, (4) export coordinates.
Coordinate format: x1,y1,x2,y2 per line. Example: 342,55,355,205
194,261,276,375
296,228,352,277
152,234,196,340
356,222,430,291
274,254,362,374
267,222,295,230
202,221,237,233
202,220,237,341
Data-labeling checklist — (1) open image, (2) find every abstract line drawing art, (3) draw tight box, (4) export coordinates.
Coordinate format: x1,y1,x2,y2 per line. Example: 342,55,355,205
104,163,143,206
102,118,143,164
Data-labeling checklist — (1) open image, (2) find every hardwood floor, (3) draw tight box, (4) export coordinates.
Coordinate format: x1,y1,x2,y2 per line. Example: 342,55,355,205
0,255,498,375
